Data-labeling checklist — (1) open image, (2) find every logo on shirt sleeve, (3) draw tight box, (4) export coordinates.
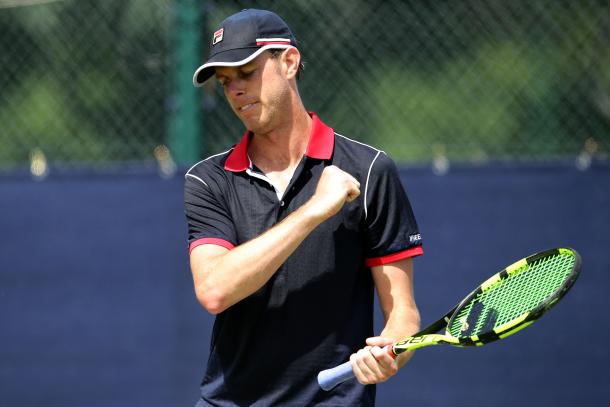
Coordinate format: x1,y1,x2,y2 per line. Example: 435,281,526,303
409,233,422,244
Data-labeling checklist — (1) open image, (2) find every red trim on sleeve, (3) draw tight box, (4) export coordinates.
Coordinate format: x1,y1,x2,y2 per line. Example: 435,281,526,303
189,238,235,254
365,246,423,267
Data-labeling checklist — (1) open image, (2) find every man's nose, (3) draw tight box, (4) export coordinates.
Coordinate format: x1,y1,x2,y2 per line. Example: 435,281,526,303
226,79,246,98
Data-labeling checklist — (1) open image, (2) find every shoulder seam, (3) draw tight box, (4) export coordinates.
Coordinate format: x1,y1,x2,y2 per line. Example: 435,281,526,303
333,132,386,220
364,150,381,220
334,132,385,155
185,173,209,187
185,148,233,176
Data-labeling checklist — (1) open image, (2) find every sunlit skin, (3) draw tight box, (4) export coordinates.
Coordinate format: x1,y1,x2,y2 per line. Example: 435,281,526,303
215,49,311,191
215,50,304,140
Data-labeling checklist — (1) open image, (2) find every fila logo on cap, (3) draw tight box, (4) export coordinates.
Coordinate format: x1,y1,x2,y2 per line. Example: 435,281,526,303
212,28,224,45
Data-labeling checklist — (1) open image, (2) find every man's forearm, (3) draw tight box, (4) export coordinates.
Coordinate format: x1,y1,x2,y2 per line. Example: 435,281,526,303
372,259,421,369
191,165,361,314
380,307,421,368
193,199,325,314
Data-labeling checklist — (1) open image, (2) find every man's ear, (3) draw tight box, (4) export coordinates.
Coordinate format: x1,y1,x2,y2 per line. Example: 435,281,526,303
282,47,301,80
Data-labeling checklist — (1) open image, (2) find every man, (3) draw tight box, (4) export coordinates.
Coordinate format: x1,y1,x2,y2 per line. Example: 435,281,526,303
184,9,423,406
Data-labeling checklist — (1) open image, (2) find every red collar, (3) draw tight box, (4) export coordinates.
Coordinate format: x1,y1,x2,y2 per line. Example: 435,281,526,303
224,112,334,172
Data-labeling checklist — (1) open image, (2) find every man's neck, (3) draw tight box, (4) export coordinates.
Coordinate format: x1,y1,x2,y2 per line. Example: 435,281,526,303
248,106,312,173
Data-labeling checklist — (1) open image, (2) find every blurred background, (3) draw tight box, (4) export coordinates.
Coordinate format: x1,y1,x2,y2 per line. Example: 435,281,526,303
1,0,609,406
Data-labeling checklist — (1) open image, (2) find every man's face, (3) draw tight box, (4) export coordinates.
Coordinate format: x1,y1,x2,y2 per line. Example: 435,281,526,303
214,52,290,134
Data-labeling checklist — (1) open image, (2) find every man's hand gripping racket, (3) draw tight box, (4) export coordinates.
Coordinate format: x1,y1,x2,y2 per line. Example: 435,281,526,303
318,247,581,391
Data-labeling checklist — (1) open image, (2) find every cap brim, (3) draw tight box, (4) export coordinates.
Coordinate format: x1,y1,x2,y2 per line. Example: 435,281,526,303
192,44,294,87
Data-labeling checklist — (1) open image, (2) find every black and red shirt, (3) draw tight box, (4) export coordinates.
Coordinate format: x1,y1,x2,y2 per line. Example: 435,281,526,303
184,113,422,406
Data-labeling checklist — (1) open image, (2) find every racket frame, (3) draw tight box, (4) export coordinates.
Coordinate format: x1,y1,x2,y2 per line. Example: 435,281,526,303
392,247,581,355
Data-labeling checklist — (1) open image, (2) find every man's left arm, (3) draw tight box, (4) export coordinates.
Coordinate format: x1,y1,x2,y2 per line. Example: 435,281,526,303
350,258,420,385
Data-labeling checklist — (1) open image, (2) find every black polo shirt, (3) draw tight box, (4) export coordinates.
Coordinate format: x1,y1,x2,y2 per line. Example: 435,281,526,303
184,113,423,407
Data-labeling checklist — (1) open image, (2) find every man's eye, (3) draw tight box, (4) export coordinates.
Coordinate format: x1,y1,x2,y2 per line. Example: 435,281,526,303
240,70,255,78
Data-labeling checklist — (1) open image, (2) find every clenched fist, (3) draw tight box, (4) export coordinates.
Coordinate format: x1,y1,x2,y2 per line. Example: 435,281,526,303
306,165,361,221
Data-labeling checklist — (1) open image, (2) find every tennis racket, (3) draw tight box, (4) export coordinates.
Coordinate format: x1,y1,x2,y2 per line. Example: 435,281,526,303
318,247,581,391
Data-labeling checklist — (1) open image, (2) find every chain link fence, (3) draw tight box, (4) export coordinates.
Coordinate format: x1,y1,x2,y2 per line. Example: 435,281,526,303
0,0,172,171
1,0,609,173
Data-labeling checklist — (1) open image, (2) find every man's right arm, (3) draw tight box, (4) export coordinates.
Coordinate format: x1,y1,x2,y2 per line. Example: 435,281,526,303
189,165,360,314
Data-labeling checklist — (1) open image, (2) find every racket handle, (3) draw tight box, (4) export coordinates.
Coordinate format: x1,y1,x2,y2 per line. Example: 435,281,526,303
317,360,354,391
318,345,395,391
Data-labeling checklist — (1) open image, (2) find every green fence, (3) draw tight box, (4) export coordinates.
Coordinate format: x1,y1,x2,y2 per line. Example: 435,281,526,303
1,0,608,172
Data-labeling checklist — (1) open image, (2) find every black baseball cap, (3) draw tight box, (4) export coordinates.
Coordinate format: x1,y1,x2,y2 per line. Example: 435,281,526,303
192,9,297,87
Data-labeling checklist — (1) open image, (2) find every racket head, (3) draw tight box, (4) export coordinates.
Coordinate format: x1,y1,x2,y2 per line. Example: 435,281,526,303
445,247,581,346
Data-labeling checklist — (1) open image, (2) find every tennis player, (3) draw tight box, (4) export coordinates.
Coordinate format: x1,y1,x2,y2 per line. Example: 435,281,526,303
184,9,423,406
